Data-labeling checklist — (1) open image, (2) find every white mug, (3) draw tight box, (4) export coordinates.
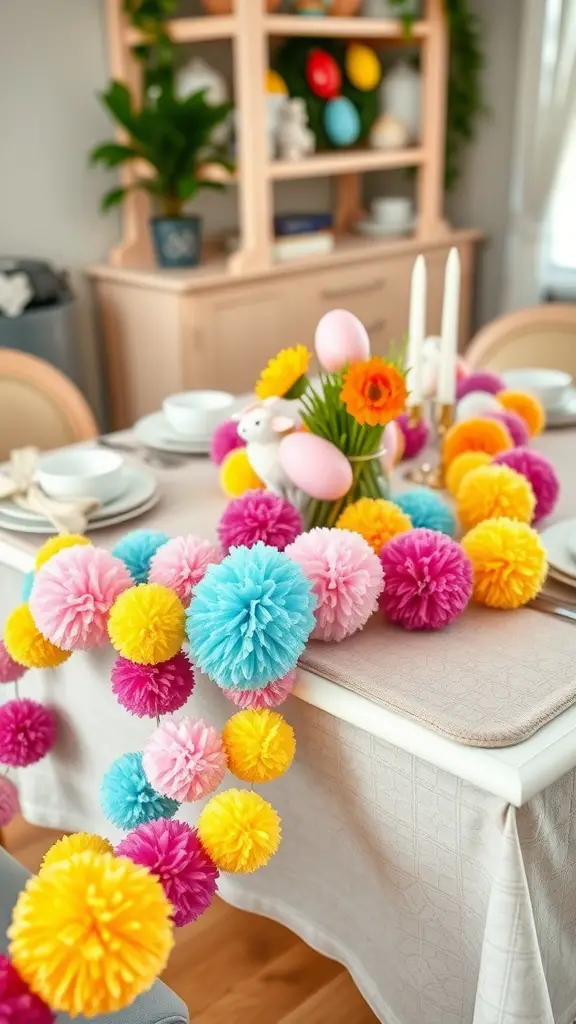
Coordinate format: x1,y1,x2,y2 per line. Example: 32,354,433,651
371,197,413,227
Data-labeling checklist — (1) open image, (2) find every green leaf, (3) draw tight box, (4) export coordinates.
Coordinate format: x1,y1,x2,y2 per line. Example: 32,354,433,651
100,186,128,212
89,142,139,167
100,81,137,134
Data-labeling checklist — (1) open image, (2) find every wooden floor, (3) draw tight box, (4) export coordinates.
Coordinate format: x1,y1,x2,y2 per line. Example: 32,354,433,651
3,817,379,1024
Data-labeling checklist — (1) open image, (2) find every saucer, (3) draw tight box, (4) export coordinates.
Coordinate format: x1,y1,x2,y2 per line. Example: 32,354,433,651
0,466,157,525
134,399,249,454
539,519,576,581
355,217,414,238
545,388,576,429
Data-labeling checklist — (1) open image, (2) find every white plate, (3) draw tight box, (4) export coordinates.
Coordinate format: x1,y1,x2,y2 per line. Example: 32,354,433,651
354,217,414,238
134,400,250,454
0,466,157,525
0,491,160,536
545,388,576,429
540,519,576,581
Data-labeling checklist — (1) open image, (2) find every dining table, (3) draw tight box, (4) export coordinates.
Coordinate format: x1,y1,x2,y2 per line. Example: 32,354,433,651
2,428,576,1024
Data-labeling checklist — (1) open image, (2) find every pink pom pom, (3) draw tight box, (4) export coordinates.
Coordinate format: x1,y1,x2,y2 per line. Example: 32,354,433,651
380,528,472,631
493,447,560,522
29,546,132,650
149,535,222,606
143,717,227,803
0,956,55,1024
0,641,26,685
396,413,430,460
116,818,218,927
0,776,19,827
456,370,505,401
222,669,296,709
286,528,384,642
485,409,529,447
111,653,195,718
0,699,57,767
218,490,302,554
210,419,246,466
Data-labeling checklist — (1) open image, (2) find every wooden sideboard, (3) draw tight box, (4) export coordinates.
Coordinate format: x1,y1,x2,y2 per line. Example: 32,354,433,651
89,229,481,429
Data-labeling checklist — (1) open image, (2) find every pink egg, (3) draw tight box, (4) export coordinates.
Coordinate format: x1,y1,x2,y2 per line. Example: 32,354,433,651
315,309,370,373
279,432,352,501
456,356,470,383
381,421,403,474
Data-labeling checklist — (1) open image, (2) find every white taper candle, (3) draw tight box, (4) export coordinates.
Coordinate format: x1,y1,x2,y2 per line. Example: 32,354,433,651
406,254,426,406
437,247,461,405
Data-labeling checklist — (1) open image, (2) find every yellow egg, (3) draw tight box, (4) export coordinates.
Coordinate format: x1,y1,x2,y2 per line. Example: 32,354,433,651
265,69,288,95
345,44,381,92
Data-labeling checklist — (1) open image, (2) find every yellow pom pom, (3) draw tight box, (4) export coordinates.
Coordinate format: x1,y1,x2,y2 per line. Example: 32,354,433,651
336,498,412,554
35,533,91,571
220,449,263,498
445,450,492,498
198,789,281,873
41,832,114,870
457,464,535,532
108,583,185,665
443,417,512,467
223,709,295,783
498,389,545,437
462,517,547,608
4,603,71,669
9,850,173,1018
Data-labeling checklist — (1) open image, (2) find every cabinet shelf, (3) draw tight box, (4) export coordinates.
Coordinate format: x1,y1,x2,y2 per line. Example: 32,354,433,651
264,14,429,39
125,15,237,46
268,146,425,181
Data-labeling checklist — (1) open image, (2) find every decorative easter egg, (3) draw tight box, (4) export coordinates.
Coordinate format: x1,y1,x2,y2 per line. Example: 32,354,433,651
456,391,501,423
345,43,381,92
306,49,341,100
279,433,353,501
382,420,405,474
315,309,370,372
324,97,361,147
266,69,288,95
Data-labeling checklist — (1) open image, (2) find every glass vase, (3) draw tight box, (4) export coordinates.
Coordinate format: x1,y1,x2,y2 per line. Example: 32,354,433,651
304,455,390,530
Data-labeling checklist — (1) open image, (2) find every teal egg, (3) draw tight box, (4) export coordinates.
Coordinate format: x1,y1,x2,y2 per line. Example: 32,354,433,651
323,96,361,147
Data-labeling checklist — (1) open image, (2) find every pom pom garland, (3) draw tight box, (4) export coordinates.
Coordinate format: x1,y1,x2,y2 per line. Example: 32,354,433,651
445,451,492,498
116,819,219,927
21,571,34,603
100,752,179,830
457,464,535,532
220,449,263,498
493,448,560,523
34,534,91,571
222,669,296,709
143,718,227,803
112,529,170,584
108,584,186,666
223,709,295,783
379,529,473,631
443,417,512,466
336,498,412,555
285,527,384,642
148,535,222,607
187,542,316,691
0,641,26,685
210,419,246,466
395,412,430,460
29,546,132,651
456,370,505,400
456,391,501,422
0,700,57,768
497,389,545,437
218,490,302,554
0,776,20,827
198,789,281,873
393,489,456,537
111,652,195,718
41,832,114,870
3,605,71,670
8,851,174,1018
462,517,547,609
485,409,529,448
0,955,55,1024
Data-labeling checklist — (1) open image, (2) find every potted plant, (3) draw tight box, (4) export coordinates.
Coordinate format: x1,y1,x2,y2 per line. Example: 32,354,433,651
90,82,233,268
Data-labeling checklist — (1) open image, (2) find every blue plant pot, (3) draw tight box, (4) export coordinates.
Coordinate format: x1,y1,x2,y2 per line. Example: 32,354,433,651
150,216,203,269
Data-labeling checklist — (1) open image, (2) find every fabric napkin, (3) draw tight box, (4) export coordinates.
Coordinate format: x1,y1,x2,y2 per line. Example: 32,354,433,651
0,447,100,534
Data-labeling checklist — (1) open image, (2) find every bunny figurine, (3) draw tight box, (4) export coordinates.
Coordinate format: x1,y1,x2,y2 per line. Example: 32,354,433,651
236,398,300,499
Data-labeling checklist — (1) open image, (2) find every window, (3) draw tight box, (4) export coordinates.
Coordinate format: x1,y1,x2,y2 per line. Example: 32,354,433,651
544,112,576,287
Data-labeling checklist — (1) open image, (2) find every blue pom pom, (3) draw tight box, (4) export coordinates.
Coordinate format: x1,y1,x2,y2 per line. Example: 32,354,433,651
393,489,456,537
111,529,169,584
187,541,316,691
22,571,35,602
100,751,178,830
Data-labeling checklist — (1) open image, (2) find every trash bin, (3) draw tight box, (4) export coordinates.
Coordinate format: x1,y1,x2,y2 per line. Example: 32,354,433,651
0,257,81,388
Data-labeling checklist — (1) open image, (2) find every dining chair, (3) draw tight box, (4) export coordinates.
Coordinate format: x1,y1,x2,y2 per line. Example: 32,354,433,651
0,348,98,461
465,304,576,376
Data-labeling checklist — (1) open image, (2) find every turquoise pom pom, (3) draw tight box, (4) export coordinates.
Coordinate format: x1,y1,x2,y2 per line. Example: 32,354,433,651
111,529,169,584
393,488,456,537
100,751,178,830
187,541,317,691
21,571,34,602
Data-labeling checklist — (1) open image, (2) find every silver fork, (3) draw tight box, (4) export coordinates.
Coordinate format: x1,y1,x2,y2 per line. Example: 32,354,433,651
97,436,187,469
529,595,576,623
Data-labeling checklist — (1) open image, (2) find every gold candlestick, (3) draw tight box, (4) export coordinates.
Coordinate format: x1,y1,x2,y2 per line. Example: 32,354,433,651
403,401,455,489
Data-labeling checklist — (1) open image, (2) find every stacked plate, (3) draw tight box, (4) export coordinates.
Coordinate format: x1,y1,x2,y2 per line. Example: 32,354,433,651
134,391,249,456
540,519,576,587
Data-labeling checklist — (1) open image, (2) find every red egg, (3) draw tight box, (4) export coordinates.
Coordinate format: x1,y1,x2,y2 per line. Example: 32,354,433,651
306,49,342,100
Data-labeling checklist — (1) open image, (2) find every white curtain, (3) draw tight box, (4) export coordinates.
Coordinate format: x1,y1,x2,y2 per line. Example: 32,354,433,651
501,0,576,311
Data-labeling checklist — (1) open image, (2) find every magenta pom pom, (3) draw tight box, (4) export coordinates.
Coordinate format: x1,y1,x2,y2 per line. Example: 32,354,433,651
286,528,384,642
396,413,430,460
222,668,296,709
210,419,246,466
111,653,195,718
0,776,19,827
485,409,529,447
380,528,472,631
0,699,57,767
0,956,55,1024
116,818,218,927
149,535,222,606
493,447,560,522
456,370,505,401
0,641,26,685
218,490,302,554
29,546,132,650
143,717,227,803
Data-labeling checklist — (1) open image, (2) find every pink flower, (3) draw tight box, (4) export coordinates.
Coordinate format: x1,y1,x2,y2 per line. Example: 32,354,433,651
218,490,302,554
380,528,472,631
0,777,19,827
0,956,55,1024
143,717,227,802
0,699,57,768
29,546,132,650
286,528,384,642
222,669,296,709
0,641,26,685
111,653,195,718
148,535,222,607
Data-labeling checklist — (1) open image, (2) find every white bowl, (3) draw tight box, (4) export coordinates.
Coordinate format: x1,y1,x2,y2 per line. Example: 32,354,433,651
501,368,572,410
163,390,234,438
38,449,126,504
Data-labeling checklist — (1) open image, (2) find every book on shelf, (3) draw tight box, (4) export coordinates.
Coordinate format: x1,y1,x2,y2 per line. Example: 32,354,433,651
274,213,333,237
273,231,335,262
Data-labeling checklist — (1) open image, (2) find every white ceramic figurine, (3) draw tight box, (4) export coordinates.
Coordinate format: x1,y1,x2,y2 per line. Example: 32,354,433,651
236,398,299,498
276,98,315,162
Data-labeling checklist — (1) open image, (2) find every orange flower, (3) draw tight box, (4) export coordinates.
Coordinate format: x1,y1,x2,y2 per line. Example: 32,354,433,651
341,358,407,427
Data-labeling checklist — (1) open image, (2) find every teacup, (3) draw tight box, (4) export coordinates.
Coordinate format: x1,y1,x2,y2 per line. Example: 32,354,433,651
501,368,572,410
370,197,413,229
38,449,125,504
163,390,235,438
